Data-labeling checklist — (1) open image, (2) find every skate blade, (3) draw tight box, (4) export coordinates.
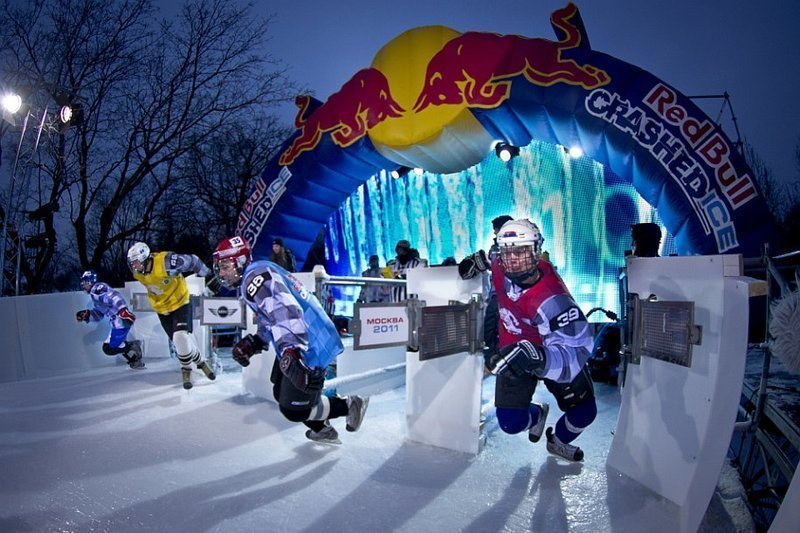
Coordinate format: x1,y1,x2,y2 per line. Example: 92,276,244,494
307,437,342,445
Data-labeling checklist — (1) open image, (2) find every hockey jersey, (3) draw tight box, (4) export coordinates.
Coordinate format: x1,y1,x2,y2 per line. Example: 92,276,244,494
133,252,209,314
86,282,130,329
241,260,343,370
492,259,593,383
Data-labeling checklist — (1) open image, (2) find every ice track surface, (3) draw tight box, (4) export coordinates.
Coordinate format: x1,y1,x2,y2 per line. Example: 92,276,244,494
0,359,753,532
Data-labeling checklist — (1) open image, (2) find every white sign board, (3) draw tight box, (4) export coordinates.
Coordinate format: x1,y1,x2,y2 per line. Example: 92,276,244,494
355,305,409,348
200,297,245,326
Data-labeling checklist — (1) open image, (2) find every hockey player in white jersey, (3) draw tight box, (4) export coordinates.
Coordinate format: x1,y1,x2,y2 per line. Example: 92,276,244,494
212,235,369,445
76,270,144,369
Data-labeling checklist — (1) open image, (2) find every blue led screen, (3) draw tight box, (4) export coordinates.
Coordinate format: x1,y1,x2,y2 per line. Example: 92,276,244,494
323,140,674,319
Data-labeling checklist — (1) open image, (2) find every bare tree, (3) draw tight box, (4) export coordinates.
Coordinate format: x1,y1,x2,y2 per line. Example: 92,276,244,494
0,0,295,292
174,115,290,242
743,140,789,220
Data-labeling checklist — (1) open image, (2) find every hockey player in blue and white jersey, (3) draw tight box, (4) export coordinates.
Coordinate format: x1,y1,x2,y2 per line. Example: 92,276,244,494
212,236,369,444
75,270,145,369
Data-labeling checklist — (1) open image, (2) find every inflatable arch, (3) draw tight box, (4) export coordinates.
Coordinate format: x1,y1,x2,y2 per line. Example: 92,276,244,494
237,2,775,267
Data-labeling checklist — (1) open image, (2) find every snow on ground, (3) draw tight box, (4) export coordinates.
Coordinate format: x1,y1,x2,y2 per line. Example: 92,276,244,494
0,357,752,532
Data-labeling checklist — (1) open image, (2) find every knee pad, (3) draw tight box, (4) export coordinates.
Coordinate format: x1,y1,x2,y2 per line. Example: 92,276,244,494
307,396,331,421
172,330,195,356
564,398,597,432
552,367,595,412
496,407,531,434
279,406,311,423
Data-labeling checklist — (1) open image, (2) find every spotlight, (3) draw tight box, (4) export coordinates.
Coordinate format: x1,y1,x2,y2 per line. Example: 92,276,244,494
56,103,83,133
413,167,424,177
568,146,584,158
1,93,22,114
561,145,584,158
390,166,411,179
494,142,520,162
59,105,73,123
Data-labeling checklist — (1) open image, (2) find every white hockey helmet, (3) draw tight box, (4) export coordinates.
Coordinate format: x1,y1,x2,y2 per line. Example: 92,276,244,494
496,219,544,283
213,236,251,288
127,241,151,274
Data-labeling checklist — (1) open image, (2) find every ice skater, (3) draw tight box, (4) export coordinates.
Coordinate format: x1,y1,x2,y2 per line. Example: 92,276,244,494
460,218,597,461
212,235,369,444
75,270,144,369
127,242,216,389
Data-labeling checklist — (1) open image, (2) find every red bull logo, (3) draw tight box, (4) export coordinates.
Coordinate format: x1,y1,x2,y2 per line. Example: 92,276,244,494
279,68,405,166
278,3,609,168
413,3,609,112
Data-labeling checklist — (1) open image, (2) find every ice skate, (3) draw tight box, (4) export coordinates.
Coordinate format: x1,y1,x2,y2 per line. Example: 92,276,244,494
528,402,549,443
546,427,584,461
197,361,216,381
181,367,193,390
345,395,369,432
305,422,341,444
128,354,145,370
126,341,145,369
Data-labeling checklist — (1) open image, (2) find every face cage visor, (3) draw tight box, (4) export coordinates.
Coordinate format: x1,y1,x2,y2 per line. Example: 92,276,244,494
129,258,147,274
500,245,539,282
214,257,244,288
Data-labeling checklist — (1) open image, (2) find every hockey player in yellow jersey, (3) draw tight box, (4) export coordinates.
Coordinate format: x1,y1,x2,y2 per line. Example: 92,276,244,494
127,241,216,390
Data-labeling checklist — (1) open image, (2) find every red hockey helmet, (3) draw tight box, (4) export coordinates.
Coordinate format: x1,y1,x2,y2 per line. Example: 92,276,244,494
213,236,251,288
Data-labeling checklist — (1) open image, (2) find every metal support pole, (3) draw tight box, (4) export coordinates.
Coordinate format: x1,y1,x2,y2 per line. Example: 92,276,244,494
0,110,31,295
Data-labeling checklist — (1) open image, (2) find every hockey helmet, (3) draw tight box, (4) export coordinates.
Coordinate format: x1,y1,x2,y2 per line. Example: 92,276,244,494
80,270,97,292
213,236,251,288
127,242,151,274
497,219,544,283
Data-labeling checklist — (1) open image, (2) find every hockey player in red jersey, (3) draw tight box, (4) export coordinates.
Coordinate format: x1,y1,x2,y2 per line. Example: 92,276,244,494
462,219,597,461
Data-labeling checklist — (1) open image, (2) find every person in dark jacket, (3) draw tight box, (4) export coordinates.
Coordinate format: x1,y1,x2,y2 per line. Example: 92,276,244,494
269,237,297,272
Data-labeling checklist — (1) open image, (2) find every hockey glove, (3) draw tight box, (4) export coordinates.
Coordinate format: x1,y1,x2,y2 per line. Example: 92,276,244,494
76,309,91,323
232,334,265,367
458,250,489,280
205,275,223,296
118,307,136,329
306,367,326,393
279,347,323,392
489,340,546,378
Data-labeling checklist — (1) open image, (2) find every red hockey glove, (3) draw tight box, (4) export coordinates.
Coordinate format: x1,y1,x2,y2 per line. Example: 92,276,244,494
118,307,136,329
76,309,91,323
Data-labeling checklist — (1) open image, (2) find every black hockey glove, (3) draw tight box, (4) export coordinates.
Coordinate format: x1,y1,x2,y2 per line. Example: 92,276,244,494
232,334,265,367
488,340,546,378
76,309,91,323
458,250,489,280
306,367,326,393
205,275,223,296
280,347,324,392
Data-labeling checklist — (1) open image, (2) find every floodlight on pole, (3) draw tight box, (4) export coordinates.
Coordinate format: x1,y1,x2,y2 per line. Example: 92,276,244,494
59,105,73,124
2,93,22,114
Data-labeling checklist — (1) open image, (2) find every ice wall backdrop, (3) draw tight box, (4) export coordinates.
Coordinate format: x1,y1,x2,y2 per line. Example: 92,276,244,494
324,140,670,318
